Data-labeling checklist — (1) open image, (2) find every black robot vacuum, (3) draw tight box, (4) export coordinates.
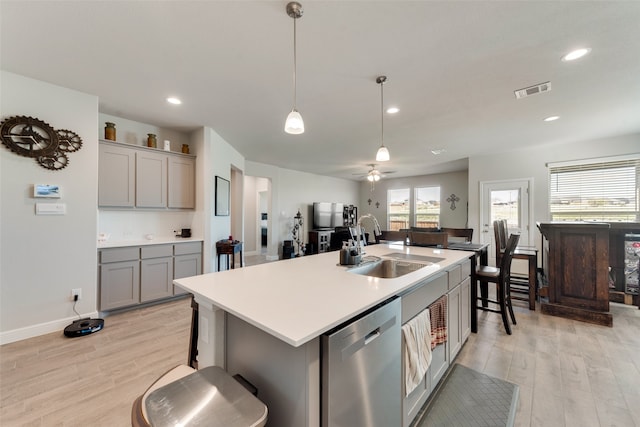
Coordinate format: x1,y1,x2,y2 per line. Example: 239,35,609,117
64,318,104,338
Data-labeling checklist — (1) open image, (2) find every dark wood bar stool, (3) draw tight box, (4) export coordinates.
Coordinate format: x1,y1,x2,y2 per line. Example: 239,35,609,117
476,233,520,334
495,220,538,310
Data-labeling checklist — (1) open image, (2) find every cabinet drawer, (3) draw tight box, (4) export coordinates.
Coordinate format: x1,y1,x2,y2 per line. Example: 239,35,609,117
141,244,173,259
100,247,139,263
447,264,462,289
401,272,447,324
174,241,202,256
460,259,472,277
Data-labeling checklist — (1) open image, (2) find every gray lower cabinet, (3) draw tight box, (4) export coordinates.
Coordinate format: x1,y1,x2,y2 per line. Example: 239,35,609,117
99,242,202,311
140,244,174,302
174,242,202,295
447,284,462,359
401,258,472,427
99,247,140,310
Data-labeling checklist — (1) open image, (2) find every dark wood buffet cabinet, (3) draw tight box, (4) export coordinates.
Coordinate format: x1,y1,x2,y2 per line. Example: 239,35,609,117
538,221,640,327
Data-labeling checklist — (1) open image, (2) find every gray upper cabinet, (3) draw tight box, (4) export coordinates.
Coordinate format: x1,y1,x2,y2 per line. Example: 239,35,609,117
168,156,195,209
98,143,135,207
136,151,168,208
98,140,195,209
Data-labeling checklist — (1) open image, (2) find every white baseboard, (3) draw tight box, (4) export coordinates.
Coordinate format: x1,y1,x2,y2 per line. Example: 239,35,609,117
0,311,100,345
266,254,279,261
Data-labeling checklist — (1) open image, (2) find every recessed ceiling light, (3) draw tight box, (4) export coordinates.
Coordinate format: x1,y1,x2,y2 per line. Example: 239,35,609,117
431,149,446,155
561,48,591,62
166,97,182,105
386,107,399,114
544,116,560,122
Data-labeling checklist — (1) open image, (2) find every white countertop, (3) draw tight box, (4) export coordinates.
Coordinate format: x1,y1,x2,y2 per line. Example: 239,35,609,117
174,243,472,347
98,237,203,249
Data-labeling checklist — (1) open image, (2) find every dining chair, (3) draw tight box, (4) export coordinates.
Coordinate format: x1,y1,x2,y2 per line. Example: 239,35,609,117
475,233,520,334
380,230,409,242
409,231,448,248
440,227,473,243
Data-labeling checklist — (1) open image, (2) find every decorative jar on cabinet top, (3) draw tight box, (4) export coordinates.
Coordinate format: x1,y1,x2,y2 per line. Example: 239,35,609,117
104,122,116,141
147,133,157,148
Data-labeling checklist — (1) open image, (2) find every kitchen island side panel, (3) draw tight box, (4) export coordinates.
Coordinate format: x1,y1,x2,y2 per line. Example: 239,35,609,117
226,313,320,427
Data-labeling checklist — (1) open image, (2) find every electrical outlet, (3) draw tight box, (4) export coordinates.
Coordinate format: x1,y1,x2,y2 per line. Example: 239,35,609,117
71,288,82,301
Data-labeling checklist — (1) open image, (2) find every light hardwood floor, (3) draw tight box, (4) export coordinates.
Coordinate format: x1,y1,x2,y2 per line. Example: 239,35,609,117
1,295,639,426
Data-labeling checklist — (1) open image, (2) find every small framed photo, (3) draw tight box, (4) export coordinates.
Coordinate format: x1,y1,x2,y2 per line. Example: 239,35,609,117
34,184,61,198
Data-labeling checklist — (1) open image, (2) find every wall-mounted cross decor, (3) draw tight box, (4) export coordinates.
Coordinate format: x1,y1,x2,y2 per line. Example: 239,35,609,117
447,194,460,210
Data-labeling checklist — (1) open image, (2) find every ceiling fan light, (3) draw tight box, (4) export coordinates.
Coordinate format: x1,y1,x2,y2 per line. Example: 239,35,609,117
374,174,380,181
285,109,305,134
367,174,374,182
376,145,390,162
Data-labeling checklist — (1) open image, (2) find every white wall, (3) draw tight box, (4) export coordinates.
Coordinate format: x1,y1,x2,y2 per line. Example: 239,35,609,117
358,170,469,236
245,161,360,259
1,71,99,343
201,127,245,273
468,133,640,254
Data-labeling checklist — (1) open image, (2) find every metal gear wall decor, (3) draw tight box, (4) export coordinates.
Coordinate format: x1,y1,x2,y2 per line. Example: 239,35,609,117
0,115,83,170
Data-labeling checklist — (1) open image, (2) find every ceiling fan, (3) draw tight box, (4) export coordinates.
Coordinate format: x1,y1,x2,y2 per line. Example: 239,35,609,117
353,163,396,180
352,164,396,188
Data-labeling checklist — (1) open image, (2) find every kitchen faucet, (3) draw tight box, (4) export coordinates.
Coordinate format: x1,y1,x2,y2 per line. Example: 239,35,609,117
355,214,382,255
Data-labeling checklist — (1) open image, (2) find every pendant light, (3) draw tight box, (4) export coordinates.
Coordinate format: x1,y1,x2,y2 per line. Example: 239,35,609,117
375,76,390,161
285,2,304,134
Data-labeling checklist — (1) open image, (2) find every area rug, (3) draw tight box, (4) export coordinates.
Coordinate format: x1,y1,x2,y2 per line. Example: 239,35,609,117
414,363,519,427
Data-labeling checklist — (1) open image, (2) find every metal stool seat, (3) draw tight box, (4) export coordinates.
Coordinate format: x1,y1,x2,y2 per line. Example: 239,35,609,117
132,365,267,427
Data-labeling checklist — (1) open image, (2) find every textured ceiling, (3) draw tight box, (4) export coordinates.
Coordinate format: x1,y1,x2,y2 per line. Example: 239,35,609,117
2,1,639,180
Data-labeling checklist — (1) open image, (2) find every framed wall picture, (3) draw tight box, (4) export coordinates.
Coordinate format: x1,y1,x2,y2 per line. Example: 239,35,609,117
215,176,230,216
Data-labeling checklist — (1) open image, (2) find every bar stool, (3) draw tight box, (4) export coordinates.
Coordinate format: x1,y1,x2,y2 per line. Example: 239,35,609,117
476,233,520,335
494,220,539,310
131,365,268,427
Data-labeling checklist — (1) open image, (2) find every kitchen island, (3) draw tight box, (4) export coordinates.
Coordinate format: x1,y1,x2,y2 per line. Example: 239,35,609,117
175,243,472,427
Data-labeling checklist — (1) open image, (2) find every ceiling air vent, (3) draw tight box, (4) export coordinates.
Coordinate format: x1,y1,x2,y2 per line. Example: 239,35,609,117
514,81,551,99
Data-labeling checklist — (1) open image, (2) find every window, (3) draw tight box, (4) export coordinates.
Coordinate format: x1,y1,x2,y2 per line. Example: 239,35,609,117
415,186,441,228
387,186,441,231
387,188,409,231
548,155,639,221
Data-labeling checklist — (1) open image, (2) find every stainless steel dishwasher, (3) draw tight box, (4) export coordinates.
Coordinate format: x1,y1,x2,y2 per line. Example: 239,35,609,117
321,296,401,427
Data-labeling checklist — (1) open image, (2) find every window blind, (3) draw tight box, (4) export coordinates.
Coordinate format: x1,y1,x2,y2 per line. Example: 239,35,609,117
548,156,640,221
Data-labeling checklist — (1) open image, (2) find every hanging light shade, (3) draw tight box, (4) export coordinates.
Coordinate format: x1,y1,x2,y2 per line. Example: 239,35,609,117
375,76,390,161
285,2,304,134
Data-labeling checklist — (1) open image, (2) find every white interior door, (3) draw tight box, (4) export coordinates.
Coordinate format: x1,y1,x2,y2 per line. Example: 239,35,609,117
479,179,533,264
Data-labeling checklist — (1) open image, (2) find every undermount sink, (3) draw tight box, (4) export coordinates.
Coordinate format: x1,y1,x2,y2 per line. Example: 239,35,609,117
348,259,430,279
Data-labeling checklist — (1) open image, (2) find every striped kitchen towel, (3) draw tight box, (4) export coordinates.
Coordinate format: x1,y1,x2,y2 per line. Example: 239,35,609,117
429,295,447,349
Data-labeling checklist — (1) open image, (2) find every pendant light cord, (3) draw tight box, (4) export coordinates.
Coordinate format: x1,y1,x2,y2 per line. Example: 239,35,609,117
380,79,384,148
292,16,297,109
